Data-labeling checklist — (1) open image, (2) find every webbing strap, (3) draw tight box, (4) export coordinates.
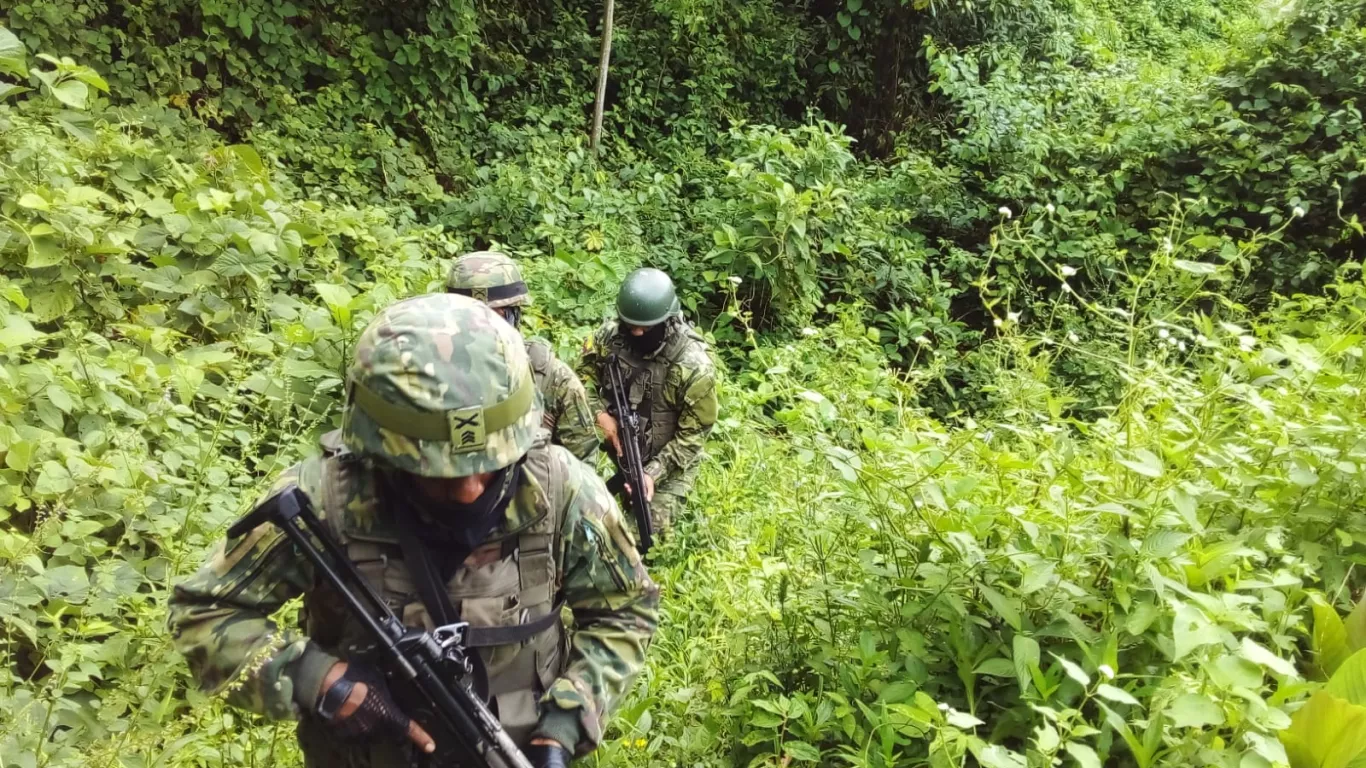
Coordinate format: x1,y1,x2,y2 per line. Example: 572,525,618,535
350,375,533,448
464,605,564,647
449,282,528,304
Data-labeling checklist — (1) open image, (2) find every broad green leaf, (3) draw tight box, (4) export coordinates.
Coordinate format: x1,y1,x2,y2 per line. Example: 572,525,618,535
4,439,34,471
877,681,918,703
1315,602,1353,677
784,741,821,762
1014,635,1040,694
1172,259,1219,275
975,658,1017,678
33,460,73,495
1064,742,1101,768
47,78,89,109
1167,693,1224,728
0,26,25,77
1096,684,1140,706
981,585,1022,630
1326,648,1366,706
1345,595,1366,653
946,709,984,729
1053,654,1091,686
0,82,28,100
314,282,354,311
1119,448,1163,478
1242,637,1298,677
40,564,90,603
30,284,76,323
18,193,48,210
1279,691,1366,768
0,316,46,349
969,740,1026,768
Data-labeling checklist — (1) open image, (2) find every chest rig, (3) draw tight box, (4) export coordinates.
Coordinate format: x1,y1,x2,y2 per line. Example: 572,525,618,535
601,322,699,463
524,338,556,431
301,440,568,745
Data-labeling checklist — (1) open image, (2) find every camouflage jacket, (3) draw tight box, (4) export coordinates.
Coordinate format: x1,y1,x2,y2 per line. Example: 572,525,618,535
167,440,658,762
581,318,718,494
526,337,598,464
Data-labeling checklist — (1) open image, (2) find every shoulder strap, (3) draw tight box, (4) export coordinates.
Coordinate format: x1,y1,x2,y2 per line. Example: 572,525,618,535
380,474,462,628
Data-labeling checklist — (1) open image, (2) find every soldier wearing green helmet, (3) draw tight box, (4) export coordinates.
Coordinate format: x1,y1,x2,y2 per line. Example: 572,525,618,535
168,294,659,768
581,268,719,536
446,250,598,464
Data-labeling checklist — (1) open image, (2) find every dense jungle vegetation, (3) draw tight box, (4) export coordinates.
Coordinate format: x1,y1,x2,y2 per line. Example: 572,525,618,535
2,0,1366,766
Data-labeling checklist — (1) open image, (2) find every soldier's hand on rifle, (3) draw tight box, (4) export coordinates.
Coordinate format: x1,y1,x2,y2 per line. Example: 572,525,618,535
318,661,436,754
624,472,655,502
596,411,622,456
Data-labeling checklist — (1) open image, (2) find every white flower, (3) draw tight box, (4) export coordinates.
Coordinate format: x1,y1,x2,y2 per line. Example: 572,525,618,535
1045,203,1056,214
1098,664,1115,681
801,327,818,337
1162,237,1173,253
728,275,743,285
915,336,931,346
1061,282,1074,293
1178,341,1188,352
938,703,951,712
1158,328,1170,339
1067,331,1080,343
993,317,1003,328
998,206,1012,219
1007,311,1021,323
1059,264,1078,277
1292,206,1306,219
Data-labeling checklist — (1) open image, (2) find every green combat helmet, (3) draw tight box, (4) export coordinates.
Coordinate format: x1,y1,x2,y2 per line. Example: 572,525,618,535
446,250,531,309
341,293,542,477
617,267,680,327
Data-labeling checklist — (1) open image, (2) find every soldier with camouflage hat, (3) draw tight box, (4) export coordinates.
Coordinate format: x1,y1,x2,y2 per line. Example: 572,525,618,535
581,268,718,537
447,251,598,465
168,294,658,768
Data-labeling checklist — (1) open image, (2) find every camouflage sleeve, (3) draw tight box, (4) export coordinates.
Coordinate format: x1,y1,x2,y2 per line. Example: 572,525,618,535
534,462,659,755
546,355,600,464
165,465,338,721
578,322,612,416
644,356,719,483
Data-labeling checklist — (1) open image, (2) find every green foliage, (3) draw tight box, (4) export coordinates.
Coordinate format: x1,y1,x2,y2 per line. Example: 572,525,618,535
2,0,1366,766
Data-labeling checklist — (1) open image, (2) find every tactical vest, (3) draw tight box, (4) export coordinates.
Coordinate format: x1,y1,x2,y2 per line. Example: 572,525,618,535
298,438,568,759
525,338,556,432
602,321,704,462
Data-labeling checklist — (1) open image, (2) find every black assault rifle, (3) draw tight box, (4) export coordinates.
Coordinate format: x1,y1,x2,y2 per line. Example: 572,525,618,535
227,487,533,768
604,353,654,554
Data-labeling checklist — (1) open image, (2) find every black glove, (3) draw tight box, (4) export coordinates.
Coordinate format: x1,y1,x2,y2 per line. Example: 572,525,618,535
316,663,411,744
525,742,572,768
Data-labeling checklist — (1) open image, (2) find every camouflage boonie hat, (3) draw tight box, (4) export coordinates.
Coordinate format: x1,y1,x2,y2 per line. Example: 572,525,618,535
341,293,543,477
446,250,531,309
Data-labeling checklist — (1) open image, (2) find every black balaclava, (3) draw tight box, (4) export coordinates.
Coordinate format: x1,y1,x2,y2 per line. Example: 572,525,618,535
625,319,669,356
401,461,523,563
502,306,522,330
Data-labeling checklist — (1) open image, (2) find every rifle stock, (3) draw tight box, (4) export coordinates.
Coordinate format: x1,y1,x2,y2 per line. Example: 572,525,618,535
605,354,654,553
229,487,533,768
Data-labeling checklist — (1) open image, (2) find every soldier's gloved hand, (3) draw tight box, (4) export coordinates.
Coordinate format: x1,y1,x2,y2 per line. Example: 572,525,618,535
317,661,436,753
526,740,572,768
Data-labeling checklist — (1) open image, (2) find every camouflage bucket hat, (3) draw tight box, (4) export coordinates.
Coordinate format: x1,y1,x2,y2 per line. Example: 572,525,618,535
341,293,543,477
446,250,531,309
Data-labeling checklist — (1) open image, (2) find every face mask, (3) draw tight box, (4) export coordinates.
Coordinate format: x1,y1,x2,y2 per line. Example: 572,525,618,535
403,463,522,553
625,321,667,355
502,306,522,330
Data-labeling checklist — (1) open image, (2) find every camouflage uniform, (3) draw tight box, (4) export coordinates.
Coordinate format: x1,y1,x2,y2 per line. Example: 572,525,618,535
581,318,718,532
447,251,598,464
167,295,658,767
